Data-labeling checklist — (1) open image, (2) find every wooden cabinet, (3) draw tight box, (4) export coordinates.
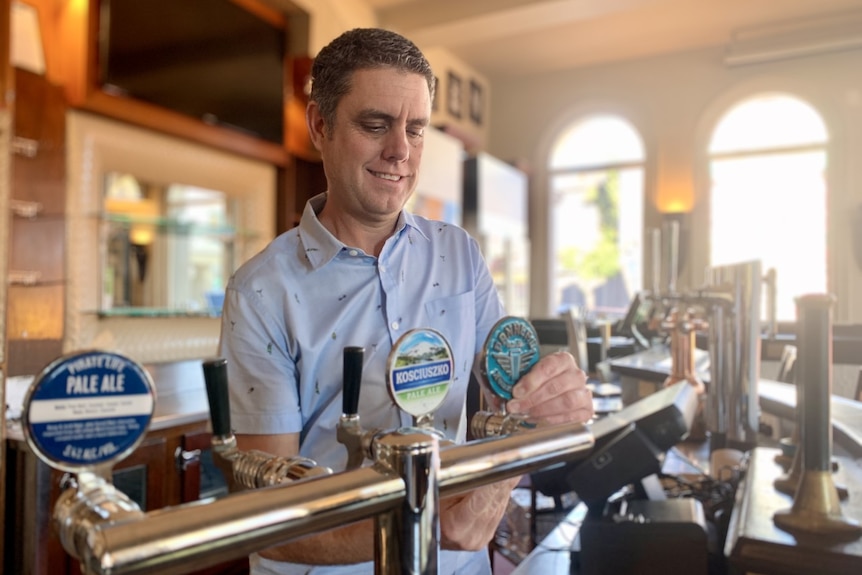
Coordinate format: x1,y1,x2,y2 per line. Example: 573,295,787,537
4,417,247,575
8,67,67,377
278,155,327,231
31,0,322,238
3,3,312,571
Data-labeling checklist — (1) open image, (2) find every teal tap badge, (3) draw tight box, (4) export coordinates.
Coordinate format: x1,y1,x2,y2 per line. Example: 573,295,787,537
482,316,540,400
387,328,454,419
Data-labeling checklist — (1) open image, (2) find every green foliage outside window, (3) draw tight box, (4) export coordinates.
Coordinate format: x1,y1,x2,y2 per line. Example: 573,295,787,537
558,171,621,282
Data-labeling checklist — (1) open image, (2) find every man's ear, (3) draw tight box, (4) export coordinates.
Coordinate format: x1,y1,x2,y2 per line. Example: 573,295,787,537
306,101,327,151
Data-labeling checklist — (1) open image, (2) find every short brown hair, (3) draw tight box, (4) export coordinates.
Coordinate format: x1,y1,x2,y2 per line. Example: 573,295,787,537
311,28,436,133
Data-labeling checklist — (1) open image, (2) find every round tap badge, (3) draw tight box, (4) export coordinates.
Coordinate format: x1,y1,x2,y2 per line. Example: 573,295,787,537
387,328,454,419
22,350,156,472
482,316,541,400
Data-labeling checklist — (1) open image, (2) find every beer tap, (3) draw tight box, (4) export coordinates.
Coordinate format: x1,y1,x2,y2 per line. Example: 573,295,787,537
20,350,157,572
470,406,535,439
470,317,544,439
23,346,595,575
333,330,458,573
337,327,461,472
202,358,331,490
661,305,706,393
703,261,763,451
336,346,388,469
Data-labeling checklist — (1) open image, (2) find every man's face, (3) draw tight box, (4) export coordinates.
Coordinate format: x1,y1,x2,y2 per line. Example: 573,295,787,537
310,68,432,224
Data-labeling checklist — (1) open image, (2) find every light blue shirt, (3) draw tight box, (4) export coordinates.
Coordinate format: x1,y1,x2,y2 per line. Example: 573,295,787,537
218,193,505,575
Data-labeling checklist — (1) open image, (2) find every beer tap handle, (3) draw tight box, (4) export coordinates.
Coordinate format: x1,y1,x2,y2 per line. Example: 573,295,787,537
342,346,365,416
202,358,232,438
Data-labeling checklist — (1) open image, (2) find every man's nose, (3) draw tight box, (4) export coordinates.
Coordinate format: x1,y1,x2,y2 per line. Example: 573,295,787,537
382,130,410,162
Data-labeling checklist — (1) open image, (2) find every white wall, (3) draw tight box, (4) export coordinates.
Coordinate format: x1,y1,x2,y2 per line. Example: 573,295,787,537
487,45,862,323
286,0,376,52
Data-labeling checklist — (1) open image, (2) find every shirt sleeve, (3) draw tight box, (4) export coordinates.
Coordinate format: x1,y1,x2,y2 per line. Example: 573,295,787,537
217,281,304,435
469,235,506,354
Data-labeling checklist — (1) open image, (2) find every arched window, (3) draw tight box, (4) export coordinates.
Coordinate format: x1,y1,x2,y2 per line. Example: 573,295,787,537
549,115,645,317
709,94,828,320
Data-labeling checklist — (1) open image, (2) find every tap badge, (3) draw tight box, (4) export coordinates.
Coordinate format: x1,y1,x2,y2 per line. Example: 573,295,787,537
482,316,540,400
387,328,454,419
22,349,155,472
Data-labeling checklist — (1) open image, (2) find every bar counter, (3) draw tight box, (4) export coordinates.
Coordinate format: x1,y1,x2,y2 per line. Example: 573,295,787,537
725,447,862,575
6,352,861,574
511,503,587,574
509,346,862,574
608,347,862,457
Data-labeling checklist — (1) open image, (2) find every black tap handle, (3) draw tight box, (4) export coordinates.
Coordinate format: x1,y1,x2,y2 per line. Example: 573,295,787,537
342,347,365,416
202,358,231,437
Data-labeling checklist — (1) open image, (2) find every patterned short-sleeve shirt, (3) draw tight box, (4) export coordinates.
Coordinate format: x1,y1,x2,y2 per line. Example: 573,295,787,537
218,193,505,575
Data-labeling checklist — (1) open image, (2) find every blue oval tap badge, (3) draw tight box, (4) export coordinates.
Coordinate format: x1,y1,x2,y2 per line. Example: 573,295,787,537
22,350,156,472
387,328,454,418
482,316,540,400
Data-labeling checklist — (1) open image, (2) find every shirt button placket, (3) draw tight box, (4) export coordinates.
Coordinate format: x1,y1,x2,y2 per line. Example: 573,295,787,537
378,260,401,338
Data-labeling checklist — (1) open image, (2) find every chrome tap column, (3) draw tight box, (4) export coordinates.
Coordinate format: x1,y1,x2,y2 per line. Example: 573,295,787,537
374,430,440,574
704,260,762,450
662,217,681,294
702,293,734,451
337,337,446,574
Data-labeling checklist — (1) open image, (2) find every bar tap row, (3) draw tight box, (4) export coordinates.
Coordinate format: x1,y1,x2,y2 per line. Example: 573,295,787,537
20,322,595,575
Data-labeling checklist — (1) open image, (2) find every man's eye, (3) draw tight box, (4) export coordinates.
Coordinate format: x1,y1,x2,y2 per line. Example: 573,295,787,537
364,124,387,133
408,129,424,139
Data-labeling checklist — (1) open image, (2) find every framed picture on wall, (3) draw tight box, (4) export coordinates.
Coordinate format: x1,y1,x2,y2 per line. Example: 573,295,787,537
469,79,483,126
432,75,440,112
447,71,462,119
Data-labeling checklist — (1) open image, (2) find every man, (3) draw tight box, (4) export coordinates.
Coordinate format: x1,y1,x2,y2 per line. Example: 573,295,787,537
218,28,593,575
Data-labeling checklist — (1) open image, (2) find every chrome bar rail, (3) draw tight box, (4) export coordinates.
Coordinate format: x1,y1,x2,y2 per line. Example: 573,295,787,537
65,421,593,575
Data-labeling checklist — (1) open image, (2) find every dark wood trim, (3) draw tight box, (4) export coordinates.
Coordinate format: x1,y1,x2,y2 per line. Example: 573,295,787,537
54,0,291,166
79,90,289,166
231,0,286,28
180,430,212,503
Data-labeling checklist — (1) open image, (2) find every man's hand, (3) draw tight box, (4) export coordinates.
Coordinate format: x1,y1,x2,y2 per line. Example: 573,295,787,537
505,351,593,425
438,476,522,550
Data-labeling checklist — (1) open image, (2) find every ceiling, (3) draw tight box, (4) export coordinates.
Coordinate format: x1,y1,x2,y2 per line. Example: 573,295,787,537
368,0,862,78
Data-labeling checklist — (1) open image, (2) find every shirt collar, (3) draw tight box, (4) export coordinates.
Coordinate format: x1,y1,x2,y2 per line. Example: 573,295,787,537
298,193,429,270
400,209,430,243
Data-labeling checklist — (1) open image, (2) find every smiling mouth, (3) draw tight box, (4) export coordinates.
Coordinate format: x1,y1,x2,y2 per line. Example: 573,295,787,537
370,170,404,182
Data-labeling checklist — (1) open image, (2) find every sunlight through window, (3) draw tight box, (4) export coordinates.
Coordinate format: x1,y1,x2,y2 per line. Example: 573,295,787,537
549,115,645,318
709,94,828,321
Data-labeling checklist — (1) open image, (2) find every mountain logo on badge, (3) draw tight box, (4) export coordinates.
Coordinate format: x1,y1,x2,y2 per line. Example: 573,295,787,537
483,317,540,401
387,328,454,419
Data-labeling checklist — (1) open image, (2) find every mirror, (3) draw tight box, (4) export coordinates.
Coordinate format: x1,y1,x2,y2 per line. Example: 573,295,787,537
101,172,239,316
67,111,275,363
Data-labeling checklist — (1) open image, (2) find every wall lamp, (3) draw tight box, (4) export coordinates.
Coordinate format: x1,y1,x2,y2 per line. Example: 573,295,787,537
654,181,693,293
11,1,46,74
